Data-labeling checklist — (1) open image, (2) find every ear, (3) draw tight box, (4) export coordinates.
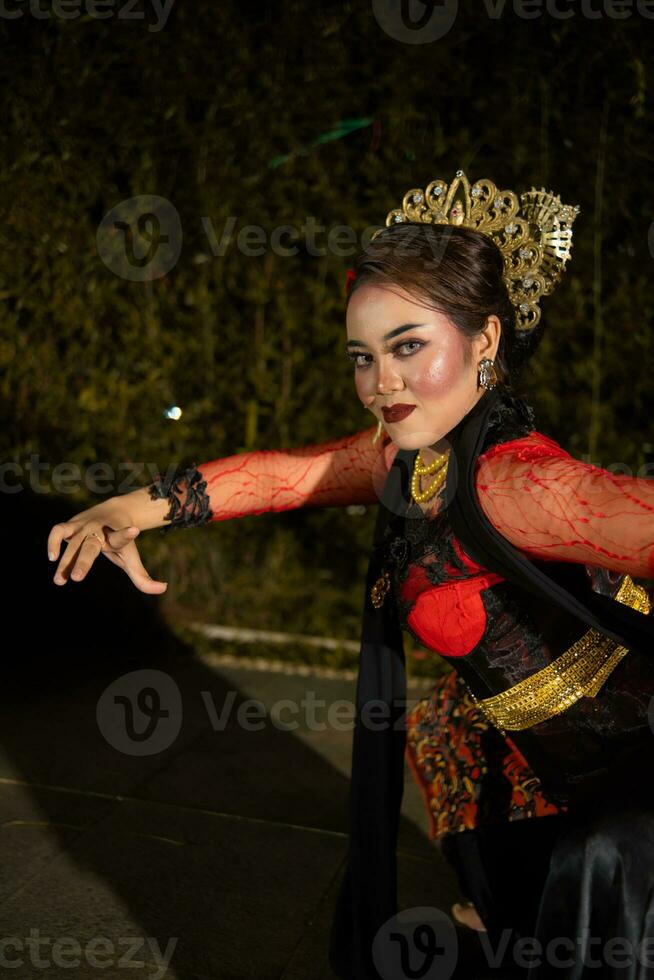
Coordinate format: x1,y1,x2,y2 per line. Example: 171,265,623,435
474,314,502,360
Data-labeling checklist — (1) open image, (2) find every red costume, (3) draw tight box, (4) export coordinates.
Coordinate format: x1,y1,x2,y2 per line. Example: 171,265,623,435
148,386,654,979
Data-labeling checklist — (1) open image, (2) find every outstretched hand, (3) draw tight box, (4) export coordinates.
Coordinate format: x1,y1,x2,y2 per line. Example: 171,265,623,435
47,514,168,594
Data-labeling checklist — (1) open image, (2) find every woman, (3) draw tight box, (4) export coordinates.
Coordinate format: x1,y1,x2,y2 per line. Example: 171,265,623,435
331,174,654,980
47,171,654,980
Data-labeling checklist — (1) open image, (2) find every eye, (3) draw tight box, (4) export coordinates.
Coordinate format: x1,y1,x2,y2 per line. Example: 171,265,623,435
396,341,424,356
346,351,372,368
345,339,425,368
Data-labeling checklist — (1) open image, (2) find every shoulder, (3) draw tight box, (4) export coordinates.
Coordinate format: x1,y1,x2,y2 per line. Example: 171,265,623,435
474,430,577,510
480,390,538,451
477,389,571,470
477,429,572,468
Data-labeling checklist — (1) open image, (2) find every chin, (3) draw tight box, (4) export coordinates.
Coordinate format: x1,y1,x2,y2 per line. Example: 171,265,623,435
385,427,441,451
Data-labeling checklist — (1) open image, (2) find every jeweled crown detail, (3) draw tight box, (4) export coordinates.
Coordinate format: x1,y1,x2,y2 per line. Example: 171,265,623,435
374,169,580,333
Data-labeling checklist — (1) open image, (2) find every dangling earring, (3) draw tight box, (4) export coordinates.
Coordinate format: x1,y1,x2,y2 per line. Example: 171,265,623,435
364,404,385,446
478,357,498,390
372,419,385,445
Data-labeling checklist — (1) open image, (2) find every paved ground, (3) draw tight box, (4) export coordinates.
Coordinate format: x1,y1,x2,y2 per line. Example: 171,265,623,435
0,647,466,980
5,491,509,980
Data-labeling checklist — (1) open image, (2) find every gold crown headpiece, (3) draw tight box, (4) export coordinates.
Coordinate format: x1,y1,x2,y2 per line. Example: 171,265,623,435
371,169,580,333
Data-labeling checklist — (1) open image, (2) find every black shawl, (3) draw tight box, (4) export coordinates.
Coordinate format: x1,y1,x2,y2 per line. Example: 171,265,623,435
328,385,654,980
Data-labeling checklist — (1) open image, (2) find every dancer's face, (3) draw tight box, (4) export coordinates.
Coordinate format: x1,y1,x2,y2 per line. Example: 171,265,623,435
345,284,501,454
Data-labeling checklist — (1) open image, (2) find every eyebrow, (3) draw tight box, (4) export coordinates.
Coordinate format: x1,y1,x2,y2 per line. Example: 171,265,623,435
346,323,430,349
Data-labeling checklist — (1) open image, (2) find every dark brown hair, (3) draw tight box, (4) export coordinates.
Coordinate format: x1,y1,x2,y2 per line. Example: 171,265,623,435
346,223,543,387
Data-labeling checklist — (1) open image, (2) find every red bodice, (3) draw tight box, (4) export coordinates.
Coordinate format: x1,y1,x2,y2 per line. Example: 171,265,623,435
400,537,504,657
382,428,654,660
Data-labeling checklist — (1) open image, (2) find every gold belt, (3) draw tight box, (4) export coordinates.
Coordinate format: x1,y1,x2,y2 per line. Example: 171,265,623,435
467,574,651,736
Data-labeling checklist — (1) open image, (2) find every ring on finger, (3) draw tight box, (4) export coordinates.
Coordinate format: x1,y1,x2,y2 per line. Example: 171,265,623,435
85,531,104,546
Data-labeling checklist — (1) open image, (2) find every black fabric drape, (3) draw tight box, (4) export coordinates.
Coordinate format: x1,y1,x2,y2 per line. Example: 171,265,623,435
328,437,410,980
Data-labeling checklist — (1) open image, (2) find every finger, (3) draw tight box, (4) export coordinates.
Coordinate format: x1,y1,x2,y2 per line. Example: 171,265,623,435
102,552,168,592
105,554,168,593
53,526,135,585
47,521,80,563
130,573,168,595
111,539,168,594
99,531,168,594
104,525,141,551
123,552,169,594
52,529,92,586
64,533,105,584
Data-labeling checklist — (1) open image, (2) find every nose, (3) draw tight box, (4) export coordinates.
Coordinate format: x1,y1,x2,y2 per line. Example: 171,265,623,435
376,359,406,396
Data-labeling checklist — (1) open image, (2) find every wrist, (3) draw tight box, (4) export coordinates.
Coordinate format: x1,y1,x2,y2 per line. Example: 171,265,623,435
118,486,173,532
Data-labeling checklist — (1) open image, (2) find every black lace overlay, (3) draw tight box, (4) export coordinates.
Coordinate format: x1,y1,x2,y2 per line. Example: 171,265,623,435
147,462,213,535
392,516,471,651
478,388,537,452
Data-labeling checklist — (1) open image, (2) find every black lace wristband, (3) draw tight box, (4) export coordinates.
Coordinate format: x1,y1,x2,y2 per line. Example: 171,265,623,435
147,462,214,534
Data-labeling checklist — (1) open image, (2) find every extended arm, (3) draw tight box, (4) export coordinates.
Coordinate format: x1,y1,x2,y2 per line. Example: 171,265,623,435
126,425,398,533
475,432,654,580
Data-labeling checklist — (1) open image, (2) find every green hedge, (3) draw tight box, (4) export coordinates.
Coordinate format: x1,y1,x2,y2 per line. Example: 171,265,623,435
2,2,653,662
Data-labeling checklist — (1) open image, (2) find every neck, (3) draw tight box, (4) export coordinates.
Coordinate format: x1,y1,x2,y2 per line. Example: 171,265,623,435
420,388,492,464
424,437,450,459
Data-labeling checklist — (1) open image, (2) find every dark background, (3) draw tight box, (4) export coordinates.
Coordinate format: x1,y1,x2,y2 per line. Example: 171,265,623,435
3,0,654,664
1,5,653,979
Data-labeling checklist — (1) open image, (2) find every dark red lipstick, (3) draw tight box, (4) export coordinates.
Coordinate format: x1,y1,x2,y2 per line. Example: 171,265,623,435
381,404,416,423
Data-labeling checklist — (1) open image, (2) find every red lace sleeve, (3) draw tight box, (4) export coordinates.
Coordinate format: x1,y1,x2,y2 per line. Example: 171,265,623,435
147,427,398,533
474,432,654,580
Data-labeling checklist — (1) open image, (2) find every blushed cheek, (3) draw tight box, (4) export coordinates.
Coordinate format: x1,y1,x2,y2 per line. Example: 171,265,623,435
353,372,373,402
410,346,467,399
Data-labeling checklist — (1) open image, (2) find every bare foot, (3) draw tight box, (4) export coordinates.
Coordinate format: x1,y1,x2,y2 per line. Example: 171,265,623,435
451,901,487,932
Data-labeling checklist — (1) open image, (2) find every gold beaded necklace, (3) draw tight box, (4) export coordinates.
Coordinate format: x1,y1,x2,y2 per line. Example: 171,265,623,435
410,447,450,504
370,446,451,610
